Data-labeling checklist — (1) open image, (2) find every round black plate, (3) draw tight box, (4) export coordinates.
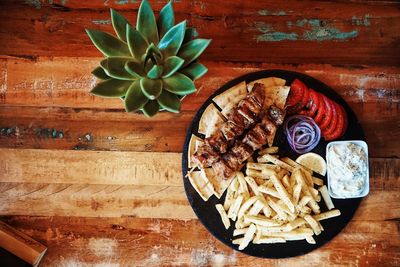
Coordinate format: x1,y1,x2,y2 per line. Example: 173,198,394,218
182,70,365,258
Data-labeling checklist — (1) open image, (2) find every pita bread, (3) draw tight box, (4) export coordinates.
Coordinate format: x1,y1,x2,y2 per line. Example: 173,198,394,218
220,95,246,119
198,103,225,137
188,171,214,201
247,77,286,92
201,168,236,199
188,135,204,168
213,81,247,110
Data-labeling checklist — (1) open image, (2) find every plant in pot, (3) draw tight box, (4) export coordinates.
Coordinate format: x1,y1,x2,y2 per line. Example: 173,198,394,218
86,0,211,117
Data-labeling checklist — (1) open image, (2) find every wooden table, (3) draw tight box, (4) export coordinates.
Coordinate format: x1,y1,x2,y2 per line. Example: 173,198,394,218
0,1,399,266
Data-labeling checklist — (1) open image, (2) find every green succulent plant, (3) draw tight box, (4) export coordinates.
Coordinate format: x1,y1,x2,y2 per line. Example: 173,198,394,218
86,0,211,117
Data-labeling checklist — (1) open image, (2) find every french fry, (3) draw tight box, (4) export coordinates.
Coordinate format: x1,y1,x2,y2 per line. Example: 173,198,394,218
233,227,249,236
312,176,324,186
270,174,295,213
314,209,341,221
309,186,321,202
305,235,316,244
237,196,258,219
227,195,244,221
302,169,314,187
239,224,256,250
232,237,244,245
293,184,302,206
245,176,261,195
281,157,313,175
223,177,238,211
235,217,250,229
248,199,265,216
259,146,279,155
319,185,335,210
258,225,290,235
294,169,320,214
245,168,266,179
258,185,280,198
244,215,282,227
298,196,312,210
286,218,307,231
254,237,286,244
304,215,322,235
266,197,287,221
258,154,294,172
268,228,314,239
237,172,250,198
282,175,291,193
215,204,231,229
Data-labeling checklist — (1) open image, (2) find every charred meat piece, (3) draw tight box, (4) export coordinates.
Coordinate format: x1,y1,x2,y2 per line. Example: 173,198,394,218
222,152,242,171
192,144,219,168
205,131,228,154
268,105,285,125
242,124,269,151
238,96,261,115
228,109,251,128
212,159,235,179
249,83,266,106
231,143,253,163
260,117,277,133
220,121,245,141
237,105,256,125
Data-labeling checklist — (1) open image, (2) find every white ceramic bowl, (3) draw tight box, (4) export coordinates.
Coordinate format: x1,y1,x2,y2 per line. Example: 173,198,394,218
326,140,369,199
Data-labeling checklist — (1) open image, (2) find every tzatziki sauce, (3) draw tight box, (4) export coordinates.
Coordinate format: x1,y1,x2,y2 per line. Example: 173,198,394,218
327,142,368,197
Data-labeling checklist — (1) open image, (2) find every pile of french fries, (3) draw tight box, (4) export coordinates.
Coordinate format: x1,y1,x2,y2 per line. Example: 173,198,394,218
214,147,341,250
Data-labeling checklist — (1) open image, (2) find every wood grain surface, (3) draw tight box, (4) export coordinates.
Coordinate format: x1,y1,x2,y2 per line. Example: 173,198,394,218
0,0,399,266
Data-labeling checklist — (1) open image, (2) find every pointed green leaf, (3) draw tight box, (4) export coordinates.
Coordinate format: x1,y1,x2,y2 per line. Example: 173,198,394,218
183,27,198,44
179,62,208,80
157,0,174,38
91,79,131,98
124,80,148,112
140,78,162,100
101,57,136,80
124,60,145,78
158,21,186,58
145,43,163,64
147,65,163,79
162,56,184,78
177,39,211,67
163,73,196,96
137,0,159,44
92,66,110,80
111,9,131,42
142,100,160,117
157,90,181,113
85,29,130,57
126,24,148,61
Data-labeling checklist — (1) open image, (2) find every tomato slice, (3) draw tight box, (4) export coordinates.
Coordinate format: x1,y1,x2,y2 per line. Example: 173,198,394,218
324,104,347,141
322,102,338,136
305,89,320,117
340,104,348,136
319,96,334,130
313,92,326,124
286,79,307,113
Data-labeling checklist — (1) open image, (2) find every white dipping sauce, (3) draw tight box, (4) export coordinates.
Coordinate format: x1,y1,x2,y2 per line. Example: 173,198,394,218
327,143,368,197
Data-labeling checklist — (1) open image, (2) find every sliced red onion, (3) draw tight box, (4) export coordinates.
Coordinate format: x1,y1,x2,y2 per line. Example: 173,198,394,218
284,115,321,154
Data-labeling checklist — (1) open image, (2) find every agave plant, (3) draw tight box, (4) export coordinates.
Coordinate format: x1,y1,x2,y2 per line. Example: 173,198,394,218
86,0,211,117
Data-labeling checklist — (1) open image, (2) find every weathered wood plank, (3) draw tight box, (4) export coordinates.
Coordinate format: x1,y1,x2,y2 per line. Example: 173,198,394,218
0,149,399,188
0,149,182,186
1,213,399,266
1,58,399,110
0,105,399,157
0,1,399,65
0,183,195,219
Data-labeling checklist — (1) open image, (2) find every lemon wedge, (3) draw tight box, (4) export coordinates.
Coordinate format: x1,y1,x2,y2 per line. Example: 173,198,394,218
296,153,327,176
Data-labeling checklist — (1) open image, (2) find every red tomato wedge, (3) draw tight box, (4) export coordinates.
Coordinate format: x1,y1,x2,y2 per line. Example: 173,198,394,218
306,89,320,117
322,102,338,136
313,92,326,124
319,96,334,130
324,104,346,141
286,79,307,113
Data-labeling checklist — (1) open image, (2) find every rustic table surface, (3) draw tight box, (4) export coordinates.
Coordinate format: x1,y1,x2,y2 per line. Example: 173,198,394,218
0,0,399,266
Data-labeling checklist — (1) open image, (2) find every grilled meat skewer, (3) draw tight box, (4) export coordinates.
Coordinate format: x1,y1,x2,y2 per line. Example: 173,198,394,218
192,83,266,168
